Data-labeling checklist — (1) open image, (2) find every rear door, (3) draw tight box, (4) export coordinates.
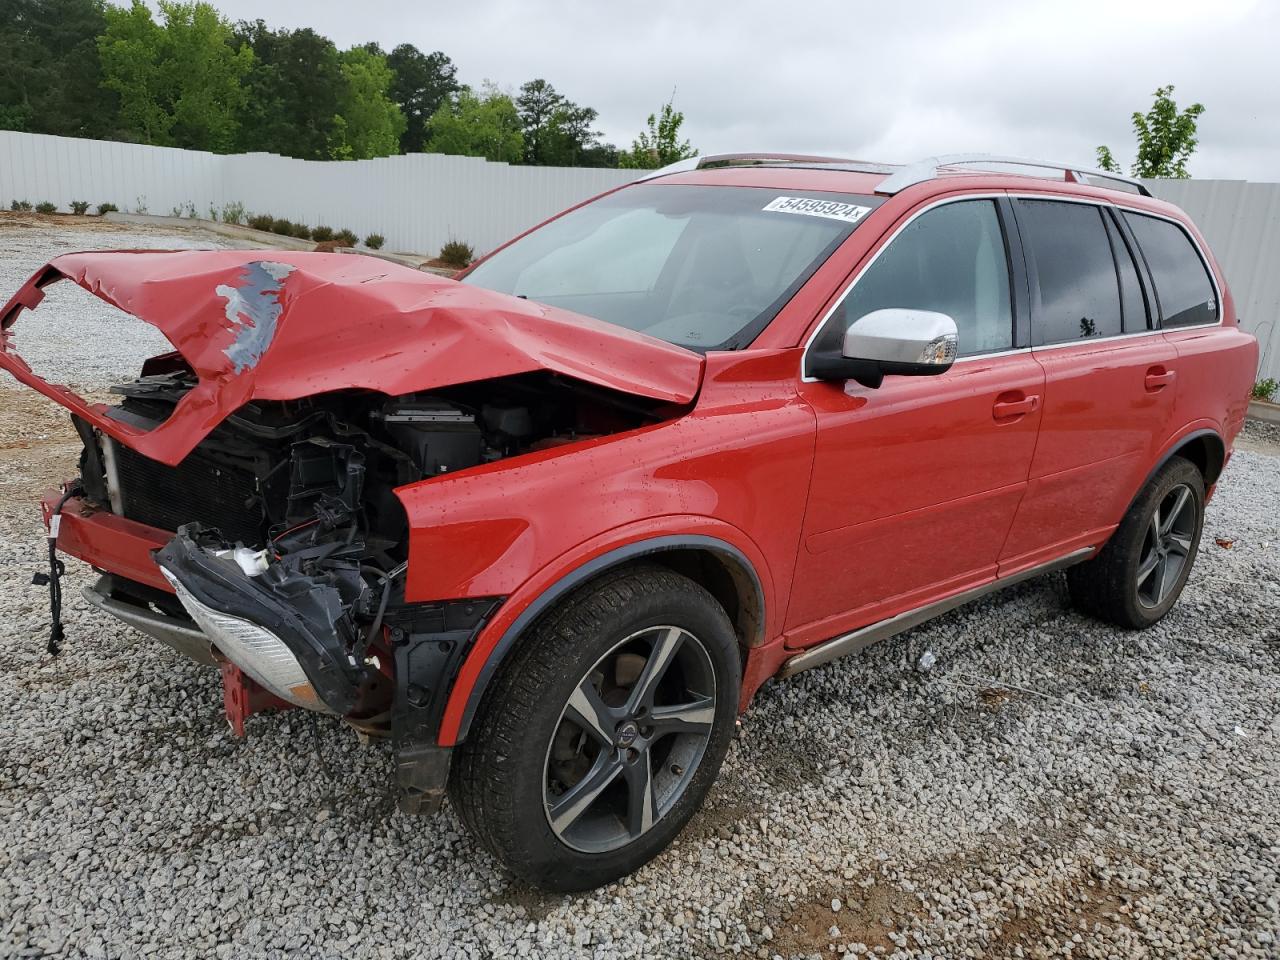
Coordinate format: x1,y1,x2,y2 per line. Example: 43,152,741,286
1120,210,1241,449
787,196,1044,642
999,197,1179,575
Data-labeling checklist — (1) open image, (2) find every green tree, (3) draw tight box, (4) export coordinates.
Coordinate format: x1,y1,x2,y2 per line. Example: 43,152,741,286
386,43,457,153
329,46,405,159
161,2,252,151
232,23,345,160
516,78,609,166
97,0,169,142
425,83,523,163
97,0,250,151
1096,85,1205,179
618,97,696,169
516,78,561,164
0,0,118,138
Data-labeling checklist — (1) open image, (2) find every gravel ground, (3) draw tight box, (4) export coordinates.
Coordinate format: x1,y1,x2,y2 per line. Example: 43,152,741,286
1,217,1278,959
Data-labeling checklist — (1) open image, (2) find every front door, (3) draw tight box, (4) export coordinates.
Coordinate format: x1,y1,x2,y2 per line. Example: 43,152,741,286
786,196,1042,643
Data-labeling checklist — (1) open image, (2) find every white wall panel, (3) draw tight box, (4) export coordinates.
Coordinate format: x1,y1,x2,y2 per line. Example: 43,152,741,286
0,131,638,258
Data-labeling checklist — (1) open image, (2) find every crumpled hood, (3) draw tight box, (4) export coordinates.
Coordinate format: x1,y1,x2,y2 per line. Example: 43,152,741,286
0,250,704,465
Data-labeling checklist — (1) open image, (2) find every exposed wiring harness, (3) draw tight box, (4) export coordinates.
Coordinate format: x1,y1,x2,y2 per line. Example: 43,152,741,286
32,481,82,657
359,562,407,658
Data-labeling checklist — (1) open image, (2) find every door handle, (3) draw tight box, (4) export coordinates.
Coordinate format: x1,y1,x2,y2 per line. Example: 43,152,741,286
1145,367,1176,391
993,393,1040,420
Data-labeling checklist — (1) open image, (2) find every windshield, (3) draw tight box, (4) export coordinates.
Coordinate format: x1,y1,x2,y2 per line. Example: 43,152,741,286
462,183,883,351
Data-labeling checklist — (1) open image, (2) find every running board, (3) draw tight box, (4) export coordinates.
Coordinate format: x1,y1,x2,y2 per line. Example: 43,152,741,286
778,548,1094,678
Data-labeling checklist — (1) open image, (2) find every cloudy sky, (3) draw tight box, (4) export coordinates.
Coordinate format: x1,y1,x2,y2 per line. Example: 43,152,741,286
198,0,1276,180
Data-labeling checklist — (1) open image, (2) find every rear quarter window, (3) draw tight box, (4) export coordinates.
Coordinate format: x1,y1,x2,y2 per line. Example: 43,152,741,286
1122,212,1219,328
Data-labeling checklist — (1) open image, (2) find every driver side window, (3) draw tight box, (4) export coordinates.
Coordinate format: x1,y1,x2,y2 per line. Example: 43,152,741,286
830,200,1013,357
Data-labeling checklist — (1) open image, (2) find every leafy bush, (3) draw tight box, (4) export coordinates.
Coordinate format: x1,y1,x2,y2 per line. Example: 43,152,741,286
365,233,385,250
96,202,118,215
35,201,57,214
270,218,296,236
335,228,358,246
1254,378,1279,403
10,200,32,211
292,222,312,240
438,239,475,268
220,201,246,225
247,213,274,231
312,225,334,242
70,200,90,215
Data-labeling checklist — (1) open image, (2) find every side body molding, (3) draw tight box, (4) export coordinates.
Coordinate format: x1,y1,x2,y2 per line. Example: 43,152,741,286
448,535,765,745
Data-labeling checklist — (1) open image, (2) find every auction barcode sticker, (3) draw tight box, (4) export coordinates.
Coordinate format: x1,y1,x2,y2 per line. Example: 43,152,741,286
762,196,872,224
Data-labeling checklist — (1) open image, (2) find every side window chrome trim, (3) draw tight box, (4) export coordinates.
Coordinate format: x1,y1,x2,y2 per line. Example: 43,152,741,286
952,347,1032,364
799,191,1224,383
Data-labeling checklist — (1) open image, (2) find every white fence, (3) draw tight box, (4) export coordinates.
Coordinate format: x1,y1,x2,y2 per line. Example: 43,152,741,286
0,131,639,257
2,131,1276,381
1143,178,1280,383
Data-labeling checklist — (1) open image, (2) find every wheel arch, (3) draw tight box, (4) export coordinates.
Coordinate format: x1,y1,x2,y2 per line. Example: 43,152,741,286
443,534,767,746
1153,427,1226,487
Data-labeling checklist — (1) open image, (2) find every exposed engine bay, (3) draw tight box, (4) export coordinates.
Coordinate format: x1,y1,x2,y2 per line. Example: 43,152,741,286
3,248,705,814
75,358,673,729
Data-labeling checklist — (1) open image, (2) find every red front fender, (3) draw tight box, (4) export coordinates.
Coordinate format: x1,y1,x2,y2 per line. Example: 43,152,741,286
436,516,778,746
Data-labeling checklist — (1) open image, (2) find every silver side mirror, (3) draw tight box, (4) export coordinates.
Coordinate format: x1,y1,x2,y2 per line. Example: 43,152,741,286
843,308,958,369
810,308,958,388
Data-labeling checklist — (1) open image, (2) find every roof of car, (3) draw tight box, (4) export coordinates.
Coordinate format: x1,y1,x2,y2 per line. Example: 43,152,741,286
637,152,1157,204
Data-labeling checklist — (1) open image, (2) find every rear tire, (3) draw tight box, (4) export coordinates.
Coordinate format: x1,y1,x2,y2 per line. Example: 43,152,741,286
1067,455,1204,629
448,564,740,892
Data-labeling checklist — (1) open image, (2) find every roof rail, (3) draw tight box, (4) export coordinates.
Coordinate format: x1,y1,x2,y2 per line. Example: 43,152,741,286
875,153,1151,197
635,153,895,182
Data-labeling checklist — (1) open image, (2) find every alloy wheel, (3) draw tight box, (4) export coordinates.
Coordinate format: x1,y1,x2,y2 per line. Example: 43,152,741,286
542,625,717,854
1136,482,1197,608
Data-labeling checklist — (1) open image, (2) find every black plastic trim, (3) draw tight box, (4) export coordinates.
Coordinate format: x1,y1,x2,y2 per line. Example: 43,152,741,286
390,597,501,814
453,534,764,743
1138,428,1226,496
996,196,1032,349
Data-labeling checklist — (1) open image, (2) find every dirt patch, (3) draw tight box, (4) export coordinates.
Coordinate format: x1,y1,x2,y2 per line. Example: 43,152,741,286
0,383,88,504
678,797,758,846
421,258,462,275
989,870,1134,956
771,881,917,956
980,686,1018,710
0,211,131,233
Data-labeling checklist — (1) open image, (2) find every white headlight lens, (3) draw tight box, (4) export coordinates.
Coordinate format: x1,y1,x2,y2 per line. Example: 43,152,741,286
161,568,328,711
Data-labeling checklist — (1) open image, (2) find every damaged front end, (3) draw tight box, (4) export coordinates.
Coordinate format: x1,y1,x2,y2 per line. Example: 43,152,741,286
156,525,372,715
2,250,702,814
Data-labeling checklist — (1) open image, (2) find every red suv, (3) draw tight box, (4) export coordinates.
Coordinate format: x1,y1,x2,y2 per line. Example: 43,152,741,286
1,153,1257,890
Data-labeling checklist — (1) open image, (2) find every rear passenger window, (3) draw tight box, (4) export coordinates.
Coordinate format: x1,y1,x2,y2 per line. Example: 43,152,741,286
1017,200,1123,345
832,199,1013,357
1122,212,1218,328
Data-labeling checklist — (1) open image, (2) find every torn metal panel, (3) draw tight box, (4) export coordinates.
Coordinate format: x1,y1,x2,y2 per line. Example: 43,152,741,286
0,251,705,466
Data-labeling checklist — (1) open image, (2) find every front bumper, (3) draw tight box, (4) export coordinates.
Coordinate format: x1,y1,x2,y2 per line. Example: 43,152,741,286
42,491,172,593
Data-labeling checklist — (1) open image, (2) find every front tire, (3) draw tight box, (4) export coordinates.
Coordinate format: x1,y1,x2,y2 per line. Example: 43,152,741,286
449,564,740,891
1067,455,1205,629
